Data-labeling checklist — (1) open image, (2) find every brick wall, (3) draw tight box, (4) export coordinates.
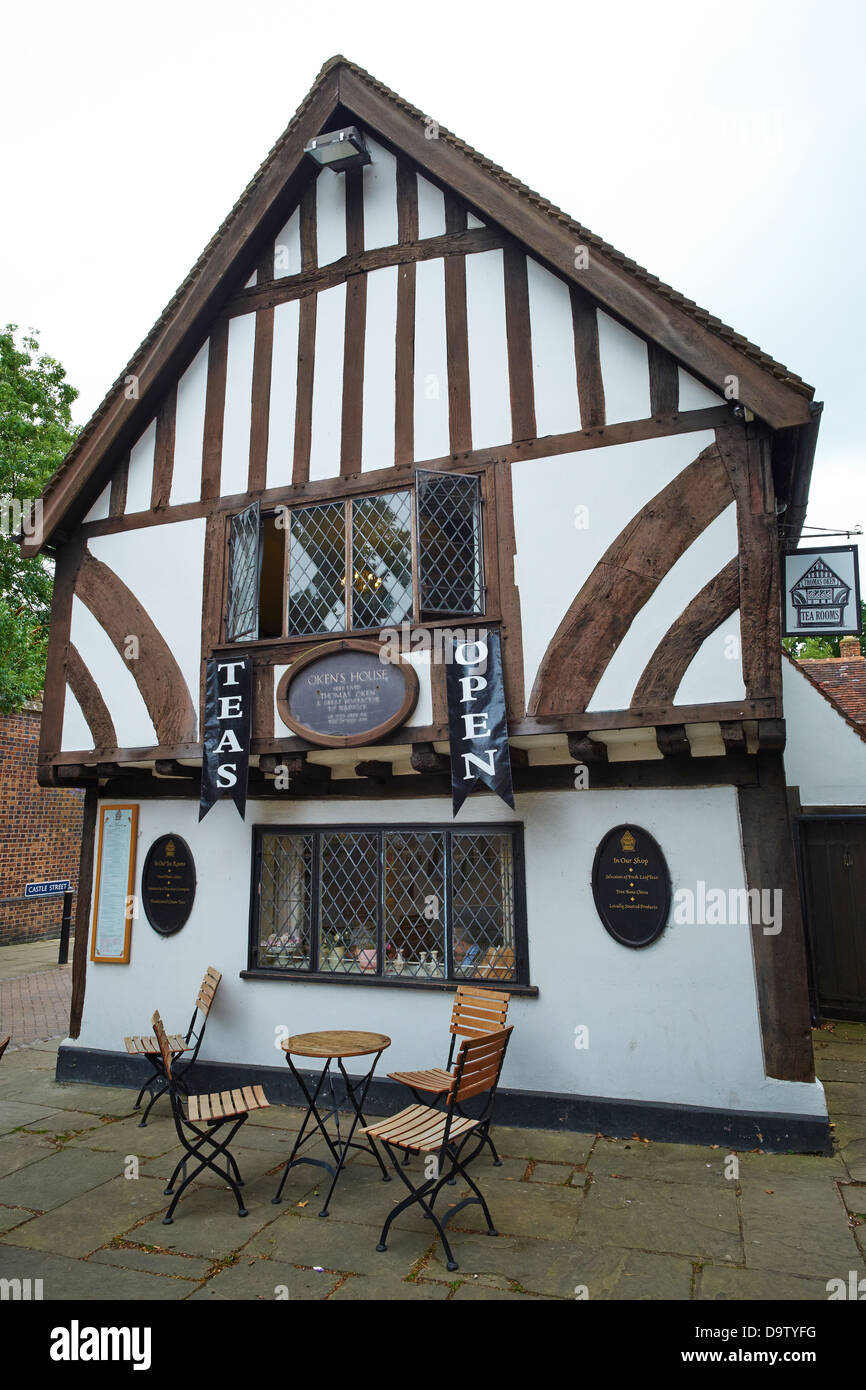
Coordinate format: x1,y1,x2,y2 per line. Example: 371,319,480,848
0,706,84,944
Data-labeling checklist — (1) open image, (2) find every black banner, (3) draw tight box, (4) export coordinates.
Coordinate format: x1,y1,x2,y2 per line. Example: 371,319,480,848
445,630,514,817
199,656,252,821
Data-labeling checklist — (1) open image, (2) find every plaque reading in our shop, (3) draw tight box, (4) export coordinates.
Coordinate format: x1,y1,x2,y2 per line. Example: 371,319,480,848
276,639,419,748
90,804,139,964
142,835,196,936
591,824,671,949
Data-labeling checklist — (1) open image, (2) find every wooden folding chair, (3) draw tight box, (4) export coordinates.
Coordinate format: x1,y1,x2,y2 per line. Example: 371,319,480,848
151,1010,269,1224
362,1026,513,1271
124,966,222,1127
387,985,511,1167
0,1035,10,1062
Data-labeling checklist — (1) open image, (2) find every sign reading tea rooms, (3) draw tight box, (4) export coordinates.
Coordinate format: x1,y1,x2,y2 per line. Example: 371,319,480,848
783,545,861,637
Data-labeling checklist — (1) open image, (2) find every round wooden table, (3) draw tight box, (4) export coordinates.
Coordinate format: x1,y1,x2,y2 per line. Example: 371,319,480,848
273,1030,392,1217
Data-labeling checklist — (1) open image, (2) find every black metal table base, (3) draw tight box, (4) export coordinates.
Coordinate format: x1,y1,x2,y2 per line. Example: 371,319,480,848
272,1052,390,1217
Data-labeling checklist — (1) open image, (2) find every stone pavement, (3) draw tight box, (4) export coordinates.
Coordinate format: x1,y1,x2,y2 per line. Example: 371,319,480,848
0,1025,863,1302
0,940,72,1051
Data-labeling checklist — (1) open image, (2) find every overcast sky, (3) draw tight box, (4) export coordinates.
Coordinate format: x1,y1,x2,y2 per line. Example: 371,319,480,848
2,0,863,546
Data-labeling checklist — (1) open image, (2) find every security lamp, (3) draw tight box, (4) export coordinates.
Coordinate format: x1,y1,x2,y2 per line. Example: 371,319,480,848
304,126,371,173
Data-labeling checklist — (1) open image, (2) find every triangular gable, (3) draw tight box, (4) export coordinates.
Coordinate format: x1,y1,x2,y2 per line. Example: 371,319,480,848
27,55,816,555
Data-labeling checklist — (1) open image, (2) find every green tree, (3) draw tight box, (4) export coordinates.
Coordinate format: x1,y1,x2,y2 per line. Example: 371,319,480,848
0,326,78,711
782,600,866,658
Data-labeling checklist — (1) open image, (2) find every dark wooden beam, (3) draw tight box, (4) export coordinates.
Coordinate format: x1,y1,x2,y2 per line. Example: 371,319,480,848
410,742,449,773
567,733,609,763
655,724,690,758
720,720,747,756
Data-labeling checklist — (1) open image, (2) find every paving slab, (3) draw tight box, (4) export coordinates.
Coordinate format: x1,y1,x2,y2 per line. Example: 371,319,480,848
188,1254,341,1300
739,1175,863,1275
0,1132,58,1178
87,1245,213,1280
0,1244,192,1300
698,1265,836,1300
1,1174,170,1258
492,1125,596,1164
451,1282,540,1299
19,1111,107,1142
0,1206,37,1237
0,1100,61,1135
588,1137,734,1186
450,1176,585,1241
249,1207,432,1275
527,1161,579,1185
575,1174,741,1262
68,1116,196,1158
0,1146,122,1213
822,1081,866,1117
328,1270,451,1299
735,1150,847,1184
128,1172,284,1259
0,1080,138,1116
837,1136,866,1181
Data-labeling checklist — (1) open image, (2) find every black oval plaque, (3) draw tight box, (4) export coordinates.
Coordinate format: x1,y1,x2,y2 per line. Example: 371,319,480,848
142,835,196,936
276,639,419,748
591,824,671,949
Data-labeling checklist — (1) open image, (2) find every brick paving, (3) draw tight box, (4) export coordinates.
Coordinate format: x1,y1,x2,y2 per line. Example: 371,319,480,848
0,964,71,1050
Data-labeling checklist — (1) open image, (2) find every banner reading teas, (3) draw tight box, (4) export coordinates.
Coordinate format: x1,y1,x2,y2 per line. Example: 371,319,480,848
199,657,252,822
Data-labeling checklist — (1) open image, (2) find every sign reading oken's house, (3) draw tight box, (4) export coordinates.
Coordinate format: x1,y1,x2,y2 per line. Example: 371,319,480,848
276,639,419,747
783,545,861,637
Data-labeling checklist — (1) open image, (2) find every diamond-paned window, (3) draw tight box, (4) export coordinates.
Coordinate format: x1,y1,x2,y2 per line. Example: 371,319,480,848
287,502,346,636
416,470,484,619
227,475,484,642
351,492,414,631
226,502,261,642
250,825,525,985
255,832,314,970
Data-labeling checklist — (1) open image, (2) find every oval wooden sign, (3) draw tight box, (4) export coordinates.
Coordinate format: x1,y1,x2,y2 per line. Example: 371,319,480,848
591,824,671,949
142,835,196,937
275,639,419,748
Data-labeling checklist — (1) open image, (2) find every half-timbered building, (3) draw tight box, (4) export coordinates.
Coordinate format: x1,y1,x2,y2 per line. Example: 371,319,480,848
29,57,829,1147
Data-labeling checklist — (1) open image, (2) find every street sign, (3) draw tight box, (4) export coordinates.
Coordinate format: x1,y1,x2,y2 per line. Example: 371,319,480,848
24,879,72,898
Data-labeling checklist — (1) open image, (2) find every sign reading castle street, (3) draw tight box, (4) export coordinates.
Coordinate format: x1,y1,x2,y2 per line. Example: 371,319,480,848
142,835,196,936
591,824,671,948
276,639,419,747
783,545,861,637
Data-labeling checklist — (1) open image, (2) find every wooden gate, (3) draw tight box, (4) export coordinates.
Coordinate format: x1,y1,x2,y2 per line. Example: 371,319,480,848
797,816,866,1021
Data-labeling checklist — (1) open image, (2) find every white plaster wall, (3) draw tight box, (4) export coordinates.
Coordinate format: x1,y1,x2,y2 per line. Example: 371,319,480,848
414,258,449,460
678,367,725,411
308,282,346,481
465,249,510,450
273,207,301,279
596,310,650,424
361,265,398,471
316,168,346,266
588,503,742,712
72,786,825,1119
68,596,156,748
513,431,717,708
783,658,866,804
221,313,255,497
124,419,156,515
362,136,398,250
526,256,581,437
83,484,110,524
417,175,445,239
60,685,93,751
88,521,206,739
266,299,300,489
676,612,746,706
171,341,209,507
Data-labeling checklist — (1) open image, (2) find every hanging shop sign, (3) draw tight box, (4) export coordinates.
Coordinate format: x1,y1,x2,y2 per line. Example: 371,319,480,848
275,639,419,748
591,824,671,949
200,656,252,821
445,630,514,817
782,545,861,637
141,835,196,936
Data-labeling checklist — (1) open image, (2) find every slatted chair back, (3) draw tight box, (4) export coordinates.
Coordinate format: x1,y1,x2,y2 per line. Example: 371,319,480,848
185,966,222,1058
151,1011,175,1082
444,985,510,1071
448,1026,513,1110
0,1035,10,1062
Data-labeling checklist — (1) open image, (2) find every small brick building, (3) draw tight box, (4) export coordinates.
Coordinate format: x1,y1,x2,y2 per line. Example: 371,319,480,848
0,698,84,944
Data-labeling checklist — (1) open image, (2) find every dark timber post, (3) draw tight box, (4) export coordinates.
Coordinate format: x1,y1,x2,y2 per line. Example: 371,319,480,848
58,891,73,966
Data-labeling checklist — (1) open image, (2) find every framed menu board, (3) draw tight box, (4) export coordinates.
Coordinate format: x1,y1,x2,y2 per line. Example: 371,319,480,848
90,804,139,964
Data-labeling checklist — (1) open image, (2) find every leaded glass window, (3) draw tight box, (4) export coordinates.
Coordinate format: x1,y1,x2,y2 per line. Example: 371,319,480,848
251,824,525,984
